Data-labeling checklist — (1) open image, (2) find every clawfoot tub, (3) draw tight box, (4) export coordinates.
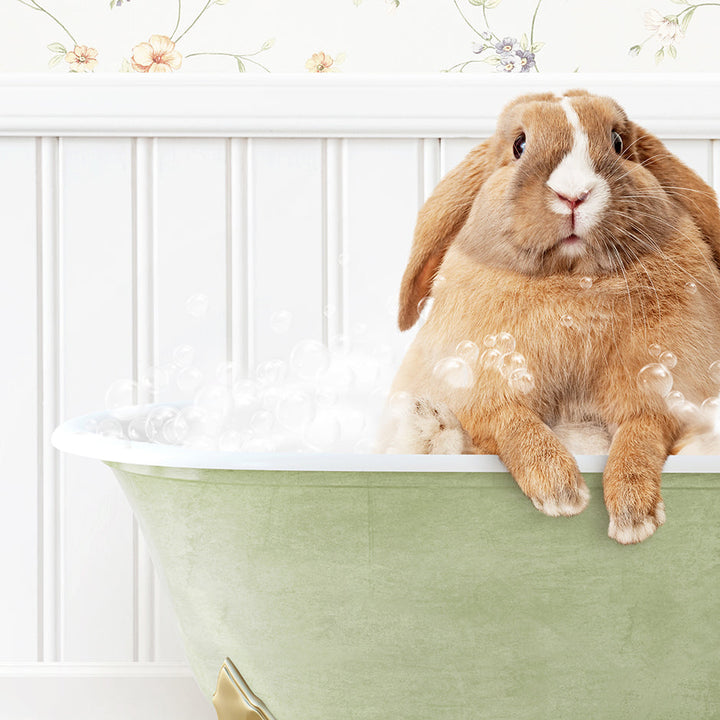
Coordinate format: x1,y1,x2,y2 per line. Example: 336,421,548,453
53,406,720,719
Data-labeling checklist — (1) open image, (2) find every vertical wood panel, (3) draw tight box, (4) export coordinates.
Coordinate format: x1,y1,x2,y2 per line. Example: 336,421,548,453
60,138,135,661
250,139,324,366
344,138,420,358
664,140,713,183
0,138,39,661
155,139,229,388
38,136,61,663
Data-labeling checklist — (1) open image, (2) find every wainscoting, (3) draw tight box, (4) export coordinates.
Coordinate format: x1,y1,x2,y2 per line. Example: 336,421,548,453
1,73,719,718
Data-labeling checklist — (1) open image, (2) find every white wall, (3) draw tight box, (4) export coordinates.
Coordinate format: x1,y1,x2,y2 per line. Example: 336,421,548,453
1,73,720,718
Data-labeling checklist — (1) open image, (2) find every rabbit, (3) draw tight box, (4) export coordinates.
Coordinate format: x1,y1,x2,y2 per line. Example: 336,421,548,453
384,89,720,544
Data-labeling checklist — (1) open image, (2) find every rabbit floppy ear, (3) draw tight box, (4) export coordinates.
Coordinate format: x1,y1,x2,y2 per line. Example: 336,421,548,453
629,124,720,271
398,140,492,331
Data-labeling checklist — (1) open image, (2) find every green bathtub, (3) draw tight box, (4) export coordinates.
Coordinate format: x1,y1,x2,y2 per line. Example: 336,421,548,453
54,408,720,720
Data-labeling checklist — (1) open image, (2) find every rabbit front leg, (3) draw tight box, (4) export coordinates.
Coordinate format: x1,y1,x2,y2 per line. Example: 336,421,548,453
603,412,676,544
461,404,590,516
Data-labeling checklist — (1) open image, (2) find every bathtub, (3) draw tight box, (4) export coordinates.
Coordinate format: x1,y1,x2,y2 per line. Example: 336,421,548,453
53,405,720,720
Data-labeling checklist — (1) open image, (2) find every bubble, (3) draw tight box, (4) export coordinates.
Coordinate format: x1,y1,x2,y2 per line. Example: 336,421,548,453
233,379,261,417
250,409,274,435
500,351,526,378
709,360,720,384
127,415,148,442
304,411,341,450
315,385,339,407
105,378,138,410
218,429,247,452
353,437,377,454
260,386,283,412
215,361,238,386
509,368,535,394
350,355,381,391
684,281,697,295
659,351,677,370
665,390,685,411
97,417,125,439
417,296,434,322
176,367,204,395
483,334,497,348
185,292,209,317
194,384,233,417
559,314,574,328
270,309,293,334
432,357,473,388
290,340,330,380
172,344,195,368
456,340,480,366
177,405,213,443
701,396,720,418
276,390,316,431
388,391,413,415
480,348,502,370
256,359,287,387
648,343,662,358
637,363,673,397
580,276,593,290
144,406,178,443
496,332,515,354
322,356,356,392
141,366,170,396
673,400,700,426
433,274,447,289
162,415,187,445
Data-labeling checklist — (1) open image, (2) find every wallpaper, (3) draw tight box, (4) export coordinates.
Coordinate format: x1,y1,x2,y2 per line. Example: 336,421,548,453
1,0,718,73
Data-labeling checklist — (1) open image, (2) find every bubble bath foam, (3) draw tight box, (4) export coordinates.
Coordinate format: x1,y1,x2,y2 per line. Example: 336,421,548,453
53,411,720,720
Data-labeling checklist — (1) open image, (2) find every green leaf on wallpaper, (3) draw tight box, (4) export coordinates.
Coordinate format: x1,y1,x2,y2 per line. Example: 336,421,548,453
520,33,528,50
48,53,64,69
47,42,66,54
235,57,246,72
532,42,545,52
681,8,696,31
215,0,231,5
484,0,503,8
467,0,484,6
655,47,665,64
262,38,276,50
668,44,678,59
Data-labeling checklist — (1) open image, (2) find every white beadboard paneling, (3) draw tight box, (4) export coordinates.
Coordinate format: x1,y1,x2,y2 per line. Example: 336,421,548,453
0,138,38,662
0,664,215,720
664,140,713,183
440,138,484,177
60,138,135,662
155,138,229,390
250,139,324,367
344,139,421,357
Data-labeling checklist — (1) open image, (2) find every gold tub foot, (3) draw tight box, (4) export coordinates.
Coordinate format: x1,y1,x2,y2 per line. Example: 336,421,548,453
212,658,276,720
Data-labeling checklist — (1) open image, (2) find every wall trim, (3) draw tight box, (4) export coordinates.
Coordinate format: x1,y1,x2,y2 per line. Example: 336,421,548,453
0,73,719,138
0,663,214,720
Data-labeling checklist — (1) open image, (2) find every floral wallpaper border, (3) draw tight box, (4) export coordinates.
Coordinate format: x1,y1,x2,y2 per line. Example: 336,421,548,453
9,0,720,74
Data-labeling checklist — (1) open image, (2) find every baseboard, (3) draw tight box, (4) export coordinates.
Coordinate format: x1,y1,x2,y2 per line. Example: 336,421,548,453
0,664,215,720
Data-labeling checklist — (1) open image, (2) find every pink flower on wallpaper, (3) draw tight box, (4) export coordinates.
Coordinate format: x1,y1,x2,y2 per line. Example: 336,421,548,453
64,45,98,72
305,52,335,73
644,9,685,49
131,35,183,73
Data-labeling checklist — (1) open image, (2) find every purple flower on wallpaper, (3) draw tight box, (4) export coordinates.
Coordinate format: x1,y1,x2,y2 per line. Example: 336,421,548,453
494,37,519,55
495,53,522,72
515,48,536,72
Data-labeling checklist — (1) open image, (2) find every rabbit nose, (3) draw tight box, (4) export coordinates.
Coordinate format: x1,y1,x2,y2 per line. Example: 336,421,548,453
554,189,591,209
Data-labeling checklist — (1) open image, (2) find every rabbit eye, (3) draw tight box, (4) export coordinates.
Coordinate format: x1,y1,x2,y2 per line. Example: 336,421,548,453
611,130,623,155
513,133,526,159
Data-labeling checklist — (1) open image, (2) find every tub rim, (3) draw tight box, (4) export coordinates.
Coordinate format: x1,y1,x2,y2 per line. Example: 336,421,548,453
50,405,720,474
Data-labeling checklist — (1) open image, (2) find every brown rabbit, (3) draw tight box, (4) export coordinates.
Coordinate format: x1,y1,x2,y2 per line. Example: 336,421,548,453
386,90,720,544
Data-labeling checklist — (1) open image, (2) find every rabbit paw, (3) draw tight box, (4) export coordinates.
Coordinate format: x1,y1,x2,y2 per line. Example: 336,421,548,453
528,474,591,517
608,500,666,545
381,396,472,454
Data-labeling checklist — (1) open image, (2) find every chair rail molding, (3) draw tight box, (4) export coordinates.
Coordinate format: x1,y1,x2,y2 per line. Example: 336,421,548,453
0,73,719,138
